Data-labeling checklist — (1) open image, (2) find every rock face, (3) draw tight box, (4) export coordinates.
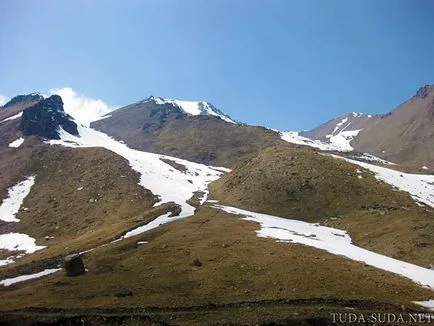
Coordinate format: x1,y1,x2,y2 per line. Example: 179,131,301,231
64,254,86,276
1,93,43,109
19,95,78,139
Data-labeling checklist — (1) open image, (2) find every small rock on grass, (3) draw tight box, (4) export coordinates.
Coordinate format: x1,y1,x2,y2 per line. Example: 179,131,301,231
192,258,202,267
115,287,133,297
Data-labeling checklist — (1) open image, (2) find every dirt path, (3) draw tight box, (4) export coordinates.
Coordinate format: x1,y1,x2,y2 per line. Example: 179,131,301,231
0,298,415,325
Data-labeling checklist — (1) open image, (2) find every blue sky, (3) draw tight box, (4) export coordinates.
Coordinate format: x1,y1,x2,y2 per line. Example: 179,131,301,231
1,0,433,130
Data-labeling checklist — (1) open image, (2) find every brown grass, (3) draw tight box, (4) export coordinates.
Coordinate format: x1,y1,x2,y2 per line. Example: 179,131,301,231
0,208,432,324
0,140,170,278
209,145,434,267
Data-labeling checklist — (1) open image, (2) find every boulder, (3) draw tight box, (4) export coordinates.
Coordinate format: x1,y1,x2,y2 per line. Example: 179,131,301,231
64,254,86,276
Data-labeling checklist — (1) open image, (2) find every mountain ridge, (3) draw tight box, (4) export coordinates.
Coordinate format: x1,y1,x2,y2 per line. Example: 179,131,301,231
296,85,434,167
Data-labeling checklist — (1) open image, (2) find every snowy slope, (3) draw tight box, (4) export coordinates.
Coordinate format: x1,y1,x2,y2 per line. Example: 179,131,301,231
330,154,434,208
0,176,35,222
326,129,362,151
280,128,361,152
325,113,372,138
280,131,344,151
48,124,227,222
0,176,44,265
151,96,236,123
214,205,434,289
288,112,377,151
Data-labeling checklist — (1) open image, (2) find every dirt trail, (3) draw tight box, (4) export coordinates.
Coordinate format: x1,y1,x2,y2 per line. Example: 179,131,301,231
0,297,413,326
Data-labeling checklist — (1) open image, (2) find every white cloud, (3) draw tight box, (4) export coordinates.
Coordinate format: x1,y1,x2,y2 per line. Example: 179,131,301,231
48,88,117,126
0,95,9,106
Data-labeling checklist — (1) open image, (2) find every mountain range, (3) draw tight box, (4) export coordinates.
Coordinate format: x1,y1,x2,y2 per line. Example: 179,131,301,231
298,85,434,168
0,86,433,325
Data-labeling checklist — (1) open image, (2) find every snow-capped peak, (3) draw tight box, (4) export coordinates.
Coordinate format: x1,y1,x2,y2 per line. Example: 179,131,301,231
147,96,236,124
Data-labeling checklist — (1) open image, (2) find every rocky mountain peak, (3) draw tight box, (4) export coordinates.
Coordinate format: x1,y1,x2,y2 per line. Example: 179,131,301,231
415,85,433,99
1,93,43,109
141,96,236,124
19,95,78,139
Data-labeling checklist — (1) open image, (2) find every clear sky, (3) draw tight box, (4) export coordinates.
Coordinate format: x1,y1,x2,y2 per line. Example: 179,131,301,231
1,0,434,130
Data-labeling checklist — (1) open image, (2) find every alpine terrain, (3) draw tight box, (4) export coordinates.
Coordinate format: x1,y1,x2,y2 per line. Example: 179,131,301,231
0,89,433,325
299,85,434,169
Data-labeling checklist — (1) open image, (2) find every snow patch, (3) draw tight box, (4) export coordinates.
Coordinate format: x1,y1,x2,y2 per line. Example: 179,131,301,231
413,300,434,311
0,268,61,287
348,153,395,165
280,131,349,151
213,205,434,288
327,129,362,151
0,233,45,254
330,155,434,208
121,212,172,238
0,176,35,222
8,137,25,148
0,112,23,123
209,166,232,173
92,114,112,122
331,117,348,136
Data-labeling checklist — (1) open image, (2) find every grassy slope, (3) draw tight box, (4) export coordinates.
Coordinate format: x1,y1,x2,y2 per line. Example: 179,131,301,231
0,207,432,324
0,140,184,279
209,145,434,267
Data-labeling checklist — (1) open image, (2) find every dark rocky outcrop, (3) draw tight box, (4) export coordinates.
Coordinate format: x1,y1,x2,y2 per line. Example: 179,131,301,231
143,101,187,133
19,95,78,139
1,93,43,109
64,254,86,276
414,85,433,99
